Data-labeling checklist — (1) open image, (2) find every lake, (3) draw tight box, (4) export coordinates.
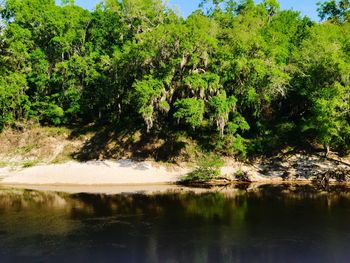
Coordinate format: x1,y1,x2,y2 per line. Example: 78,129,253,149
1,184,350,262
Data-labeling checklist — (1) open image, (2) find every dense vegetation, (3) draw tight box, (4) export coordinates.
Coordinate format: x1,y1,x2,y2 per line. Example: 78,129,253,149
0,0,350,158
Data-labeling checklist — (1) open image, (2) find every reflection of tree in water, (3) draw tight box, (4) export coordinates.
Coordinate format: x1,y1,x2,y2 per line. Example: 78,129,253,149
2,186,350,262
67,191,252,262
0,188,251,262
0,189,85,250
0,189,74,210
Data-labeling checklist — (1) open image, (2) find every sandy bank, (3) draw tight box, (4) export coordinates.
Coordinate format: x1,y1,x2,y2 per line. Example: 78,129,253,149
0,159,279,186
0,160,188,185
1,153,350,187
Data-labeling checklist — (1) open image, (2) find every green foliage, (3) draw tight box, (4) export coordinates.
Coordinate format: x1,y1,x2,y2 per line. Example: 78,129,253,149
182,153,224,182
22,160,40,168
318,0,350,23
133,76,164,132
174,98,205,129
0,0,350,157
234,168,250,182
33,99,65,125
209,91,237,136
307,82,350,152
294,21,350,153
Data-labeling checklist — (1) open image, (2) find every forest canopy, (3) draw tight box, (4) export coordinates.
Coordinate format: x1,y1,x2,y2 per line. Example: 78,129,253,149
0,0,350,157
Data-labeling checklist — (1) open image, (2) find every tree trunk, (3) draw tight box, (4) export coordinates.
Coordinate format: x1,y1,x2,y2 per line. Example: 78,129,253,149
324,144,330,157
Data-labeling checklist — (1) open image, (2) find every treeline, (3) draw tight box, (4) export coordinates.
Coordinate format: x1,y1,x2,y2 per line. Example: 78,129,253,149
0,0,350,157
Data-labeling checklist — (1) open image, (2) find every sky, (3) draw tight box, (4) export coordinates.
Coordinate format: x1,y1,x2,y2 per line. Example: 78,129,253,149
72,0,321,21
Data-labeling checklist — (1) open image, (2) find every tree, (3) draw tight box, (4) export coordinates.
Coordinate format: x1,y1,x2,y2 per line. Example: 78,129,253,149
209,90,237,137
61,0,75,6
133,76,165,132
293,22,350,154
1,0,350,159
174,98,205,129
318,0,350,23
311,83,350,155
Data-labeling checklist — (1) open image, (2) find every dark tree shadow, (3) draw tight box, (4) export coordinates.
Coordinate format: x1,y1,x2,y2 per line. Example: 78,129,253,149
71,124,188,163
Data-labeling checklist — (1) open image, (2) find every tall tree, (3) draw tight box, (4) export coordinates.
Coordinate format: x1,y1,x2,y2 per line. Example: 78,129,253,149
318,0,350,23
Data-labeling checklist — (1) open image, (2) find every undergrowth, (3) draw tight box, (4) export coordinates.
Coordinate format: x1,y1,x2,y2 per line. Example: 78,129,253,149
181,153,224,182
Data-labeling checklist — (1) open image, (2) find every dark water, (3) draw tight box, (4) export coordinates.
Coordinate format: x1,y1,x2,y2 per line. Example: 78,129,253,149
1,185,350,263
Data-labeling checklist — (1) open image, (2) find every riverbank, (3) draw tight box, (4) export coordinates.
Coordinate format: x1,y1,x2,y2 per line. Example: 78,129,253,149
1,125,350,186
1,152,350,186
0,160,188,185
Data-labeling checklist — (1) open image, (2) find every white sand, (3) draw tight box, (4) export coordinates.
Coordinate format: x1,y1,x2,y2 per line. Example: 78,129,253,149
0,156,318,188
0,160,188,185
0,159,287,187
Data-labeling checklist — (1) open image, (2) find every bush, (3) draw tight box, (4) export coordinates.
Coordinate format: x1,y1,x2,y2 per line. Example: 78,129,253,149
234,169,251,182
182,153,224,182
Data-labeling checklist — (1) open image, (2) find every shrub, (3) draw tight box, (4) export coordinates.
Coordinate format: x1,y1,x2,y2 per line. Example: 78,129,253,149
234,168,251,182
182,153,224,182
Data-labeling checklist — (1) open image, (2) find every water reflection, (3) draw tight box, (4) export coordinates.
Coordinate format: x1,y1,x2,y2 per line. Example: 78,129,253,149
1,185,350,262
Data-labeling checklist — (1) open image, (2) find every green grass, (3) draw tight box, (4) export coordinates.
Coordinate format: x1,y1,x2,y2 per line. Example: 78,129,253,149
22,160,40,168
51,144,76,164
41,126,71,136
15,144,37,154
0,161,8,168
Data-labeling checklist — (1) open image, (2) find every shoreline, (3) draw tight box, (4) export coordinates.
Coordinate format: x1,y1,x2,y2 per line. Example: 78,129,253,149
0,160,188,186
1,153,350,189
2,181,350,196
0,159,312,187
